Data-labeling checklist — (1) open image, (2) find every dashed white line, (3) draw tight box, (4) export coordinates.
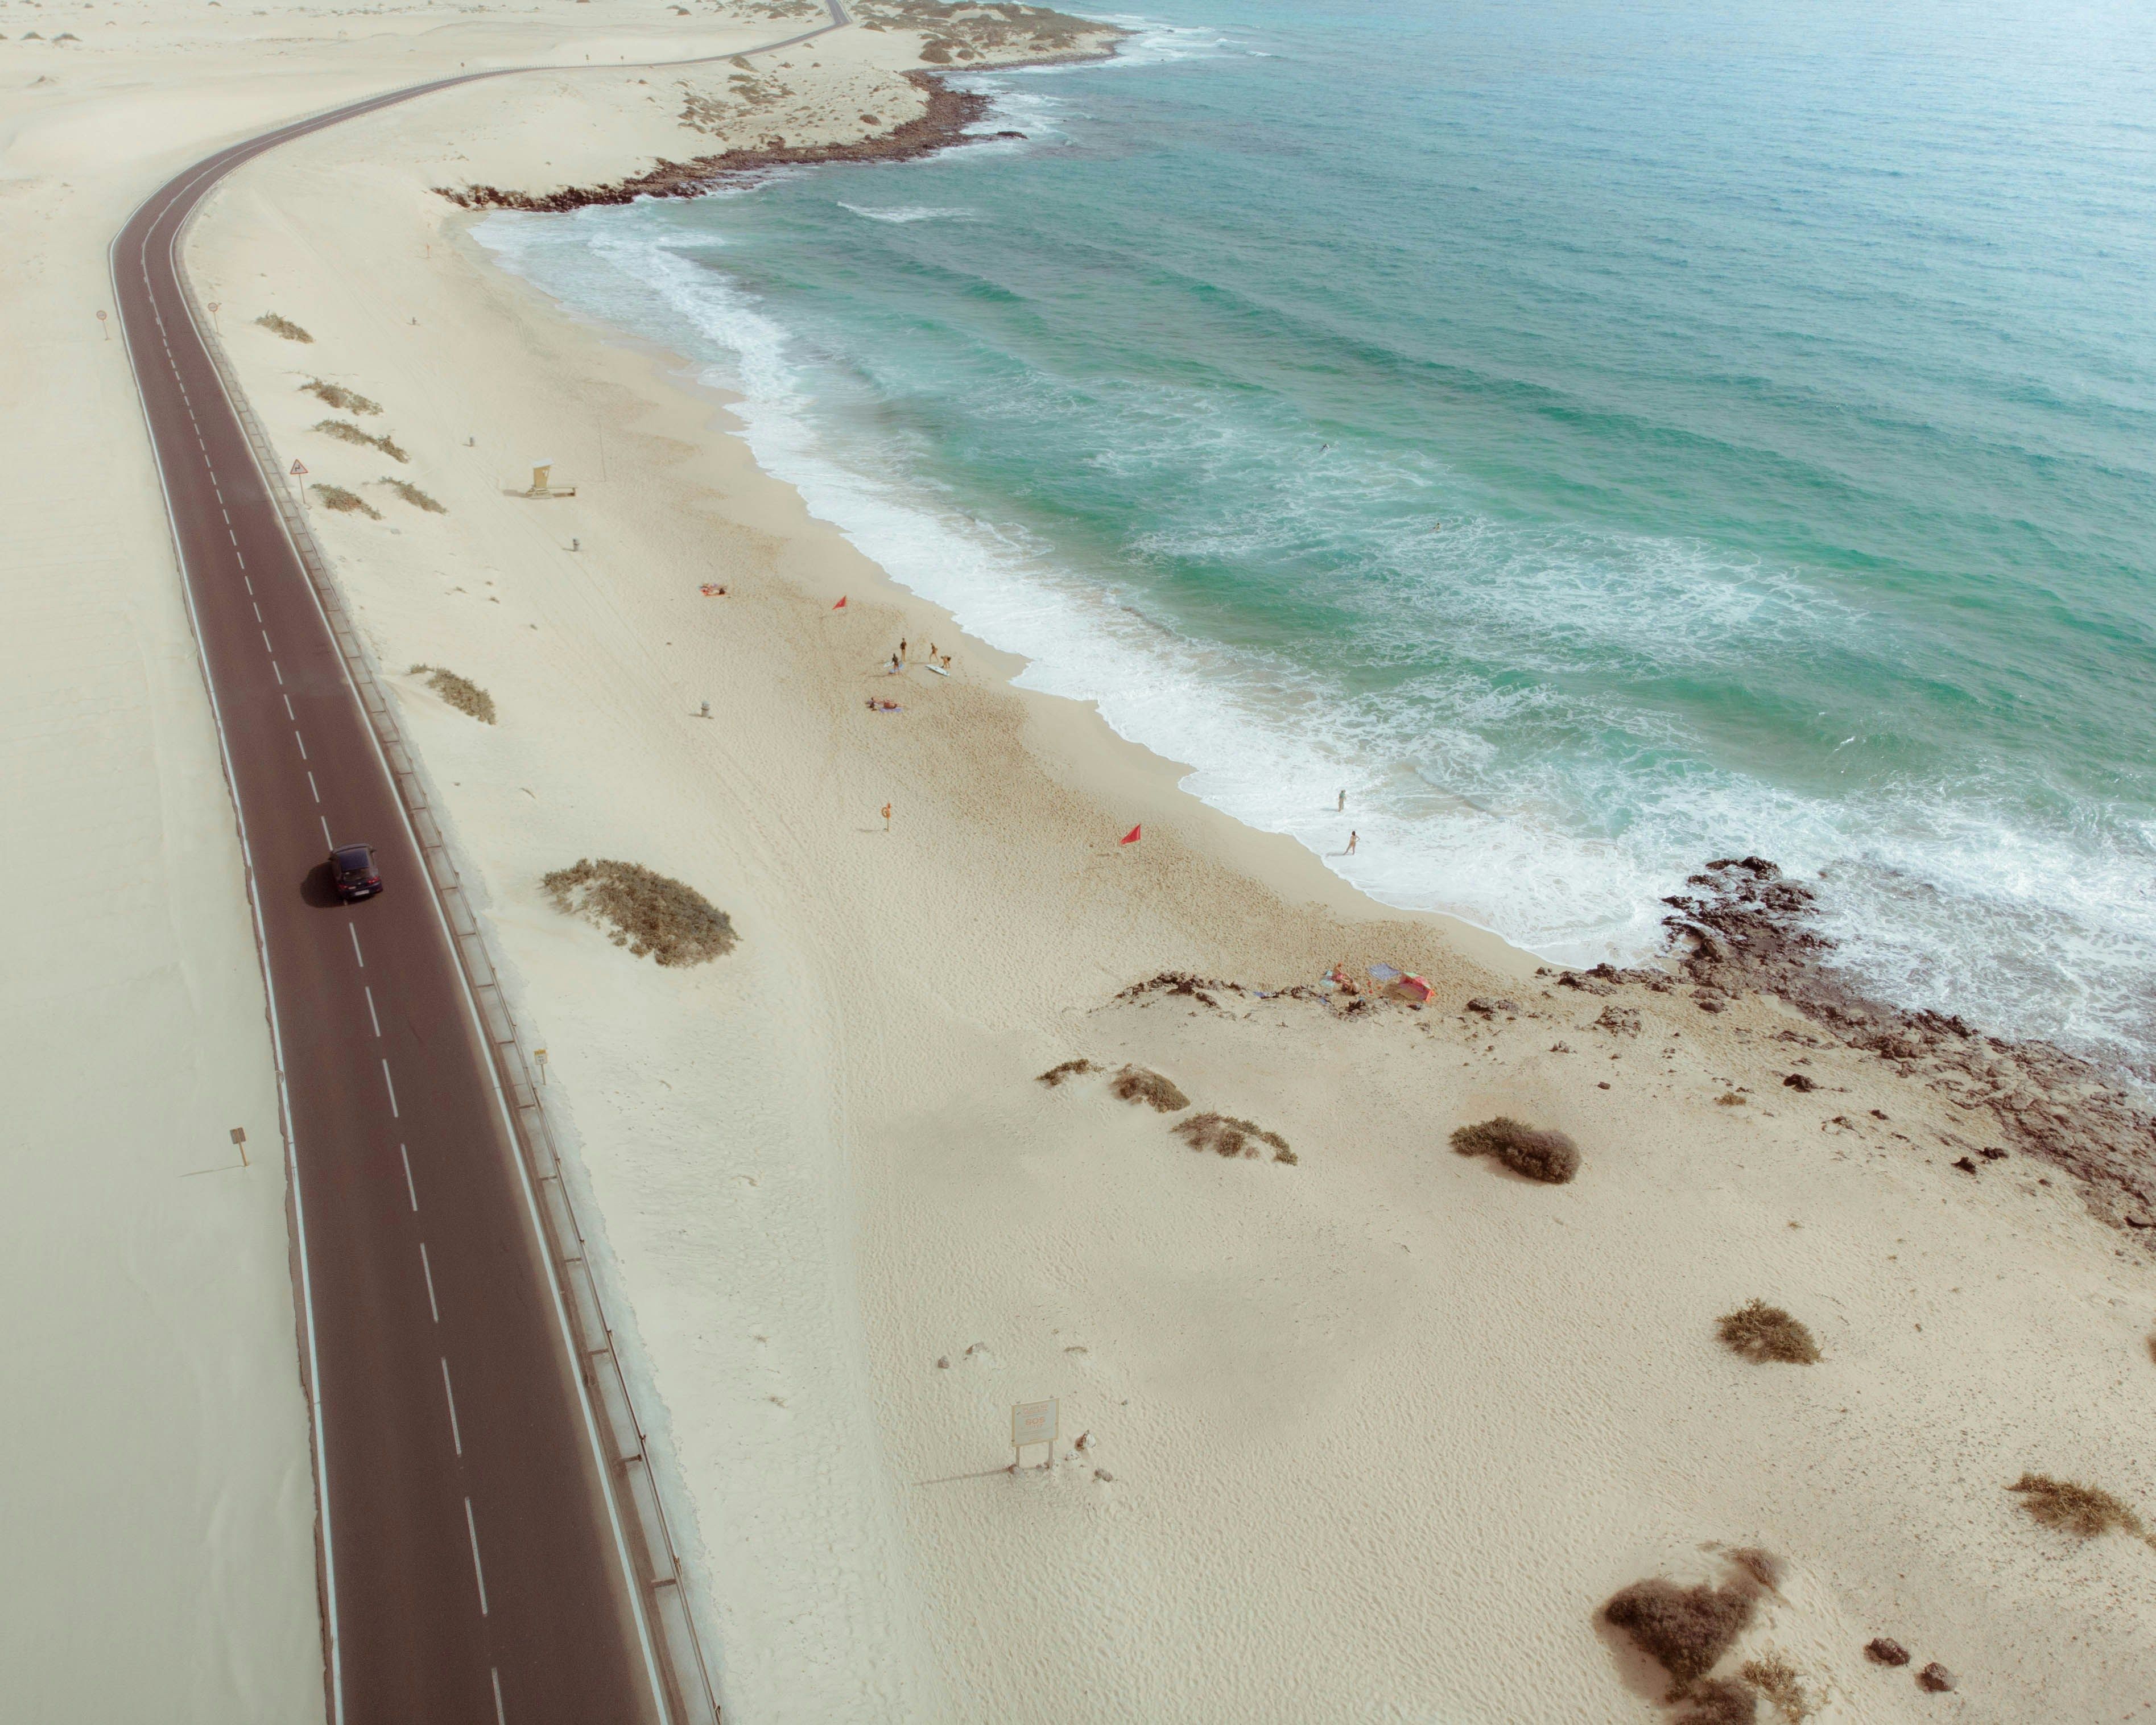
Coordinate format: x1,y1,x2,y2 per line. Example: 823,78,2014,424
261,627,272,651
253,603,263,622
307,771,320,803
441,1358,464,1457
381,1059,399,1118
419,1241,439,1322
243,575,254,593
272,662,283,685
464,1499,489,1616
365,985,381,1038
294,730,307,760
349,925,365,967
320,815,333,847
400,1142,418,1211
493,1668,506,1725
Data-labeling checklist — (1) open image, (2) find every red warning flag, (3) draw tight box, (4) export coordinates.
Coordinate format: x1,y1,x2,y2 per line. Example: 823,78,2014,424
832,595,848,610
1120,825,1142,845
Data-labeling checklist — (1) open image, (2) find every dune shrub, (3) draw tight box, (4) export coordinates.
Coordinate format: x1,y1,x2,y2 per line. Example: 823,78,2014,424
1677,1679,1757,1725
1110,1066,1187,1112
542,858,736,966
379,477,444,513
312,484,380,519
409,664,495,724
1740,1654,1815,1723
1450,1116,1579,1184
2007,1474,2146,1540
1174,1112,1294,1163
257,312,312,342
303,378,382,415
1717,1301,1821,1365
1036,1058,1098,1087
1603,1577,1758,1699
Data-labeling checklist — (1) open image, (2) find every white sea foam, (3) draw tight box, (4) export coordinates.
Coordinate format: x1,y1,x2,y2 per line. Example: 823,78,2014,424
838,203,977,224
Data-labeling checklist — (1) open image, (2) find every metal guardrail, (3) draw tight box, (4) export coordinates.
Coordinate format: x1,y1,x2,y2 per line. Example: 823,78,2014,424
177,235,721,1725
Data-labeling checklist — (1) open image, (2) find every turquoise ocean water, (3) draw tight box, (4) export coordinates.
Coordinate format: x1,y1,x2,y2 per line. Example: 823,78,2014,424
480,0,2156,1078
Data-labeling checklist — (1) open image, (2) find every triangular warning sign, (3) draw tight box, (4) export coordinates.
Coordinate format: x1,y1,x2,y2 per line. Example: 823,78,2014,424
290,459,309,475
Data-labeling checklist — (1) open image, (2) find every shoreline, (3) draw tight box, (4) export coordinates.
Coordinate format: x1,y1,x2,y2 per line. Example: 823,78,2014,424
439,72,1018,212
472,194,2156,1244
177,16,2156,1718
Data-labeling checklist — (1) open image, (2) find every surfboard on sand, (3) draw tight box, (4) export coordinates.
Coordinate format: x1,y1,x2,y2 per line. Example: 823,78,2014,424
922,663,949,677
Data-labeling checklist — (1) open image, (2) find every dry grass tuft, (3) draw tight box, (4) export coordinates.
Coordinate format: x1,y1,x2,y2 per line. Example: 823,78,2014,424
302,378,381,415
256,312,312,342
542,859,736,966
1450,1116,1579,1184
409,664,495,724
2007,1473,2147,1541
378,477,445,513
1717,1301,1821,1365
1174,1112,1294,1163
312,419,409,463
1715,1092,1746,1106
1677,1678,1758,1725
1603,1578,1758,1699
312,484,381,519
1723,1548,1782,1593
1740,1654,1814,1723
1110,1066,1188,1113
1036,1058,1098,1088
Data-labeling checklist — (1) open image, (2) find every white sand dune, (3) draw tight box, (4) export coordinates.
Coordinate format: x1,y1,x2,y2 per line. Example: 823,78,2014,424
7,2,2154,1719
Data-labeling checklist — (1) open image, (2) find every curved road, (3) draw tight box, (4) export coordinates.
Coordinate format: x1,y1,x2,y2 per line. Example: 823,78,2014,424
110,11,844,1723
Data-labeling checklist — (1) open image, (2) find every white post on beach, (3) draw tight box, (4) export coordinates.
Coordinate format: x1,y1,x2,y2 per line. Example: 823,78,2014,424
535,1047,548,1086
96,309,109,340
208,300,221,332
1012,1398,1058,1470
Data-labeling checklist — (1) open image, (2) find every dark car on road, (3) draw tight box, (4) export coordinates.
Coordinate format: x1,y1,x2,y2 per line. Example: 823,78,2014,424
330,843,383,902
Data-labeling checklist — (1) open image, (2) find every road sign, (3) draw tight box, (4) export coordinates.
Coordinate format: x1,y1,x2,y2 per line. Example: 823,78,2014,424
1012,1398,1057,1467
290,459,308,475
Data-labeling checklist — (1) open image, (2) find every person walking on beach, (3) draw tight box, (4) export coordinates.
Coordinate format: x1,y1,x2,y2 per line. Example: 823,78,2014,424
898,637,908,663
1337,789,1346,812
882,801,893,832
1345,830,1359,856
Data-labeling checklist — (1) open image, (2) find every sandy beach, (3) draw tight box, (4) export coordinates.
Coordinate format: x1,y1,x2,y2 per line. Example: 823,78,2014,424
9,1,2156,1718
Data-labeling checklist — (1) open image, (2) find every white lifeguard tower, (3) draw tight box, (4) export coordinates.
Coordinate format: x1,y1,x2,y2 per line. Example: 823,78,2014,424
522,459,576,499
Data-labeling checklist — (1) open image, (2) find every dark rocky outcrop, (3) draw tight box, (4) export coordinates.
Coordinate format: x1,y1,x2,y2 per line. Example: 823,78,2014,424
1658,857,2155,1236
437,77,997,212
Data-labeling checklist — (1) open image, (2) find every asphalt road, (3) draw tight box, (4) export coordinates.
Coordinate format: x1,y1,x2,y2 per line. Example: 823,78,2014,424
109,13,846,1720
